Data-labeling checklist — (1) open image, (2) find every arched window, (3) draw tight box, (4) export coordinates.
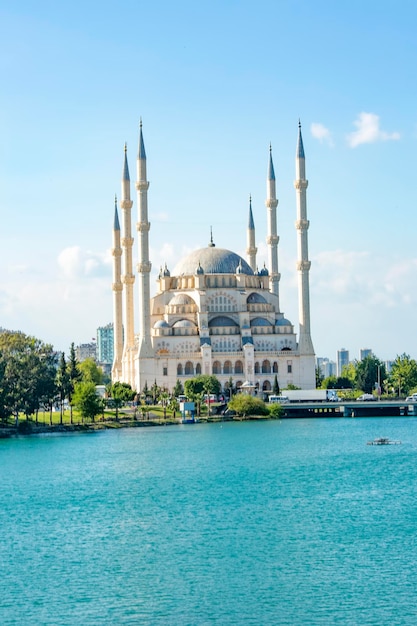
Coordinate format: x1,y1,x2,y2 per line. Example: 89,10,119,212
213,361,221,375
185,361,194,376
195,363,201,375
262,360,271,374
263,380,271,391
273,361,278,373
177,363,183,376
235,360,243,374
223,360,232,374
254,362,260,374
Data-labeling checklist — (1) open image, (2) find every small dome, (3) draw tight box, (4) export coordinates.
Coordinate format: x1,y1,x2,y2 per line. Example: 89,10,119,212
195,261,204,275
169,294,196,306
257,263,269,276
162,263,170,277
172,319,196,328
154,320,170,329
250,317,272,327
275,317,292,326
208,316,239,327
247,293,267,304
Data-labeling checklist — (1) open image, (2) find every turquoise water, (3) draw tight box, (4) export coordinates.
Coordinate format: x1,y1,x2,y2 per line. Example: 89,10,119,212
1,418,417,625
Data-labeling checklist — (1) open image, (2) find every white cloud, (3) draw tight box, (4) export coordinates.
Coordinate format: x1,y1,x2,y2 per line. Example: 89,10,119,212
57,246,110,279
311,123,334,146
346,112,400,148
309,248,417,360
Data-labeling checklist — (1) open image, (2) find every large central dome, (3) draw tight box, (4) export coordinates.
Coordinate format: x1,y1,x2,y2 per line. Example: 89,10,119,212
172,247,254,276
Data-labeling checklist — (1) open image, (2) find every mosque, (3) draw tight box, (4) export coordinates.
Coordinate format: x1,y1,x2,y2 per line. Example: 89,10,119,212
111,122,315,395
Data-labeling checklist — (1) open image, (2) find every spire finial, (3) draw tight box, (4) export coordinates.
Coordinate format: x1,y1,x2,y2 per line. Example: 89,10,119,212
297,120,305,159
124,142,127,153
140,117,142,129
113,195,120,230
248,195,255,230
209,226,215,247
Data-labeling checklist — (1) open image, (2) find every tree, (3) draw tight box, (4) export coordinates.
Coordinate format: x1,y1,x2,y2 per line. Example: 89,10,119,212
56,353,70,424
341,362,357,387
184,375,221,416
224,376,234,399
151,380,160,405
315,366,324,388
389,354,417,397
110,382,136,419
169,397,179,418
141,381,150,405
0,331,57,424
268,402,284,419
355,355,386,395
78,358,103,385
36,348,57,423
272,375,280,395
228,394,269,417
68,343,82,423
172,379,183,398
184,375,221,398
321,375,353,390
72,382,102,422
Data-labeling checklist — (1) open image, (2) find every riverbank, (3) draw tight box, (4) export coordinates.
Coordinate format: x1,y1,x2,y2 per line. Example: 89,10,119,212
0,413,275,437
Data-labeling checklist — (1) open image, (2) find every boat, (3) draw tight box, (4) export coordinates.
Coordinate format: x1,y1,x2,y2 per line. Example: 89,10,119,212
367,437,401,445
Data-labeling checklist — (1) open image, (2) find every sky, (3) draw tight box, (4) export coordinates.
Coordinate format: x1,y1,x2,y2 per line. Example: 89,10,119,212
1,0,417,364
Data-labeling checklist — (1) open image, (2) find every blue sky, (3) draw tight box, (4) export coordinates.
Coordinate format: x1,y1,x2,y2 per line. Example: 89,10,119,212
1,0,416,364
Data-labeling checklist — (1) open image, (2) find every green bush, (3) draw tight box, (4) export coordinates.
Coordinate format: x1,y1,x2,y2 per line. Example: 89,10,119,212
228,394,269,417
268,403,283,419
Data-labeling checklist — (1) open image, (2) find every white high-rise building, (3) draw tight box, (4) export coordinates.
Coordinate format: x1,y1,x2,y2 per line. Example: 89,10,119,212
337,349,350,377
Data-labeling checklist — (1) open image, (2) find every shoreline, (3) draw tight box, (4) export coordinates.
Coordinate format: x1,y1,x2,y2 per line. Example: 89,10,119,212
0,413,277,438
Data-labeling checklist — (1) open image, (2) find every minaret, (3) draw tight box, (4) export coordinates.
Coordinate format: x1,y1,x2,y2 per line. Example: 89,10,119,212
294,121,314,355
120,143,136,383
136,121,153,359
266,145,280,304
246,195,257,273
111,196,123,381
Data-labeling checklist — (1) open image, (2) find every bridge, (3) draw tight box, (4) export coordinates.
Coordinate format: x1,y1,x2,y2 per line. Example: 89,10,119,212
279,400,417,419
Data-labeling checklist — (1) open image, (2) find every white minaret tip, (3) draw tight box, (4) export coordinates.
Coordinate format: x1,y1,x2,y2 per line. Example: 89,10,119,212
297,120,305,159
138,120,146,160
122,143,130,181
114,195,120,230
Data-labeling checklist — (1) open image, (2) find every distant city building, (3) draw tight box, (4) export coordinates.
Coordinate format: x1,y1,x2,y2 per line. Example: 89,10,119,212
360,348,372,360
96,323,114,365
337,349,349,377
76,342,97,362
316,357,336,379
385,360,394,374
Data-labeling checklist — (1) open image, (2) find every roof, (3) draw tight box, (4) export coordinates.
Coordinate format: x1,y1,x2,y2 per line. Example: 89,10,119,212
172,319,196,328
275,317,292,326
250,317,272,327
208,316,239,327
172,247,254,276
169,294,196,306
247,293,267,304
154,320,169,328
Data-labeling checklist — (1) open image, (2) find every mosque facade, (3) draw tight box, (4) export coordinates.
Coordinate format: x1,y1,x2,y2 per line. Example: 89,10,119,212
111,123,315,395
